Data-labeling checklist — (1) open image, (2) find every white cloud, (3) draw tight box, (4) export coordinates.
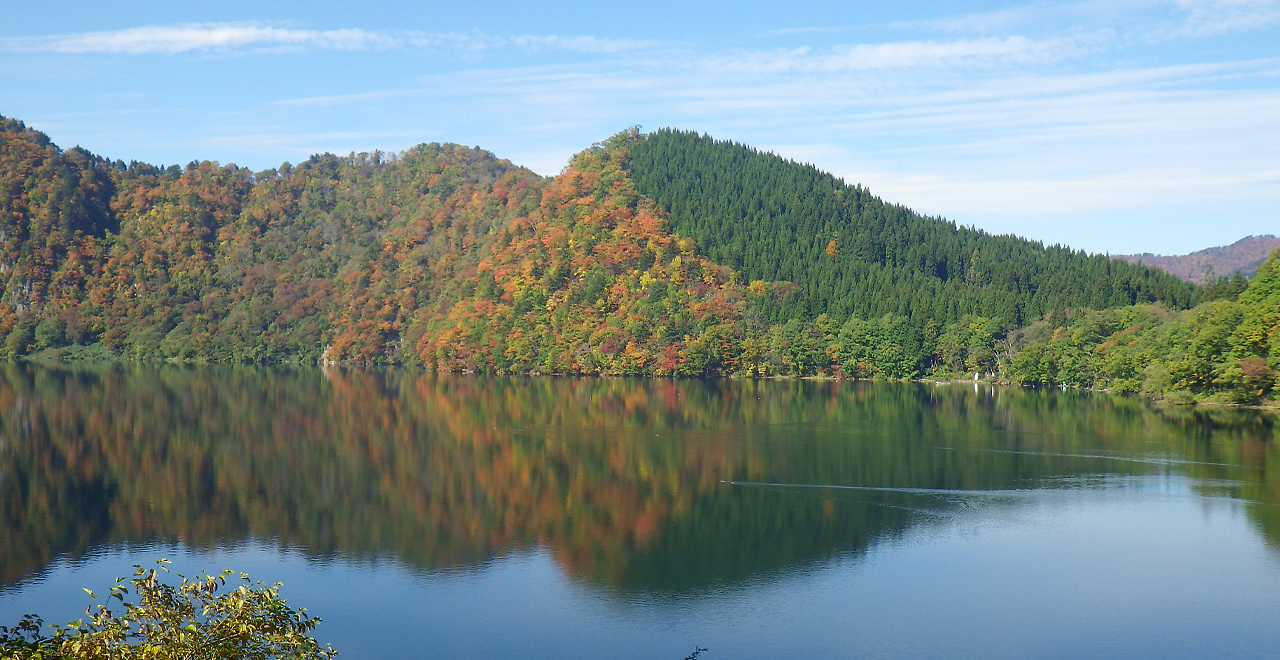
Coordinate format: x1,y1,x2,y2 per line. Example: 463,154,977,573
902,0,1127,34
1173,0,1280,35
509,35,661,53
899,0,1280,44
401,31,503,54
0,23,663,57
824,36,1072,69
2,24,397,55
703,36,1083,75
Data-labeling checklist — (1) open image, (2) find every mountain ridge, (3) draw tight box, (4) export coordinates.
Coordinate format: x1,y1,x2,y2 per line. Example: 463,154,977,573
1115,234,1280,284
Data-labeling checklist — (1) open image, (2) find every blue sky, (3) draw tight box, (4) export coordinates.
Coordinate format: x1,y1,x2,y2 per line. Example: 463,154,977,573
2,0,1277,255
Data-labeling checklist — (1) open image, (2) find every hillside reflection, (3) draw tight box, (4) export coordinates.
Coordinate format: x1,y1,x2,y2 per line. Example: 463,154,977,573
1,364,1278,593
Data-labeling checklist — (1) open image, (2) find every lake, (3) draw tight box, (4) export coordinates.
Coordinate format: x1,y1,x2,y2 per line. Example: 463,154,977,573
1,364,1279,659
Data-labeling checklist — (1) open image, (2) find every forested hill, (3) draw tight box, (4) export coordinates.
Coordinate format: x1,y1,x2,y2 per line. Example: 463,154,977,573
627,129,1199,326
0,114,546,363
0,116,1234,380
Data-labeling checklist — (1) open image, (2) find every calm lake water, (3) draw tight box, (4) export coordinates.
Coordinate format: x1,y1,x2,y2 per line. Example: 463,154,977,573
2,364,1280,659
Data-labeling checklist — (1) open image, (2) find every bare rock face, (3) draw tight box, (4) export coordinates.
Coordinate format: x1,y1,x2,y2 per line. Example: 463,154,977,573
1116,235,1280,283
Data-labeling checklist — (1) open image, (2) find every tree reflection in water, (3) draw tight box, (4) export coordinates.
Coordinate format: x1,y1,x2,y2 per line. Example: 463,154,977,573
1,363,1277,594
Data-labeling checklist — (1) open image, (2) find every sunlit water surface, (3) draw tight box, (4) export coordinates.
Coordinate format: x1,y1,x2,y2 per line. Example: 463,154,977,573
2,365,1279,659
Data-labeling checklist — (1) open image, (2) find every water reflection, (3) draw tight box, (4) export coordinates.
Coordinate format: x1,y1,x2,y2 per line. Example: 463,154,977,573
1,363,1277,595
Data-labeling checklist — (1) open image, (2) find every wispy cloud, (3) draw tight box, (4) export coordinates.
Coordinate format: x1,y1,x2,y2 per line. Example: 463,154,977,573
825,35,1077,69
2,24,397,55
901,0,1114,34
508,35,662,53
401,31,503,55
703,36,1084,75
908,0,1280,43
0,23,662,57
1173,0,1280,36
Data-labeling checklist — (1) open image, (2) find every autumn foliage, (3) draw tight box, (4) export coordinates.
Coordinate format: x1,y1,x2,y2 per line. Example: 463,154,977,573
415,131,748,375
0,117,757,373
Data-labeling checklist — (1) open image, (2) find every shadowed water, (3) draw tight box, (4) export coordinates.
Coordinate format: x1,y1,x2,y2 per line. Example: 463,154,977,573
1,364,1279,659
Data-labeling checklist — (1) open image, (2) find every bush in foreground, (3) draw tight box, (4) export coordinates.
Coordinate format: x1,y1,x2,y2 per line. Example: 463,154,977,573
0,560,335,659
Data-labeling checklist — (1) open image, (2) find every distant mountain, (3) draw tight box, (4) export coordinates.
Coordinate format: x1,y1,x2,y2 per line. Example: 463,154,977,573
1116,235,1280,284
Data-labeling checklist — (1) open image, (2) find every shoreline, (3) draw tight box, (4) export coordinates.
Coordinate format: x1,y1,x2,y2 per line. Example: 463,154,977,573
10,356,1278,411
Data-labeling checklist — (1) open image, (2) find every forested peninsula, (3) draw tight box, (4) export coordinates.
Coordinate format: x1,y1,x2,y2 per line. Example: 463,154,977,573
1,116,1276,404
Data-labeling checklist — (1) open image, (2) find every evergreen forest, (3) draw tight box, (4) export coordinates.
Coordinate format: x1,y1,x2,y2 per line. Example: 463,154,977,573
628,129,1201,326
1,115,1275,405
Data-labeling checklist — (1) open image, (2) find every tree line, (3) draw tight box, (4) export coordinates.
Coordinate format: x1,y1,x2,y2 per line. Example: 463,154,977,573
1003,252,1279,405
